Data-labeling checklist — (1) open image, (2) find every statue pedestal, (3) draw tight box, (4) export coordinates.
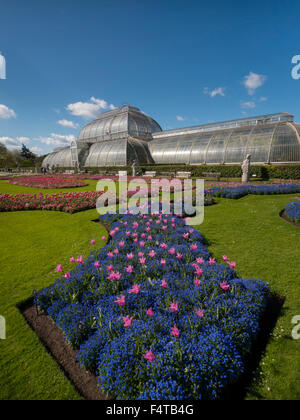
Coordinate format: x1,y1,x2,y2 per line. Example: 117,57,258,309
242,174,249,183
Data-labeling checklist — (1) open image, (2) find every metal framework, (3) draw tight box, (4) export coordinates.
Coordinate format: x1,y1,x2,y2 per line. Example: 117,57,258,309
42,109,300,168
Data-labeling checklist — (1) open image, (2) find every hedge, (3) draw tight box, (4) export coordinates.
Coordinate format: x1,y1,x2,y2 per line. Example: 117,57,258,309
48,164,300,180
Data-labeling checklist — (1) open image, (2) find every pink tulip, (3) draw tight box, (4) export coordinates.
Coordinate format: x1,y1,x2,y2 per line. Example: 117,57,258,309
146,307,154,316
196,258,204,265
161,279,168,288
123,316,133,327
143,349,155,363
229,261,236,269
90,240,96,245
222,255,229,262
139,257,146,265
170,302,178,312
196,308,204,318
160,259,166,266
191,244,198,251
129,284,140,294
119,241,125,247
195,268,203,277
169,248,176,255
208,258,215,265
176,253,183,260
127,253,134,260
126,265,134,273
101,236,106,241
64,272,71,279
55,264,63,273
94,261,100,268
194,279,201,286
70,257,75,263
77,256,84,264
171,324,180,337
148,250,156,258
220,282,230,291
115,295,125,306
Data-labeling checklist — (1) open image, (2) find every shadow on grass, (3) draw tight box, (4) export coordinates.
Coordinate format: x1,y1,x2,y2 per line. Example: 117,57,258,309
223,292,286,400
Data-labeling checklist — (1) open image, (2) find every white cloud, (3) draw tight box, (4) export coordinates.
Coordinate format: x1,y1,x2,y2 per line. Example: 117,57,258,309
57,119,79,129
203,87,226,98
241,101,256,109
243,72,267,95
66,97,116,119
0,104,16,119
176,115,185,121
16,136,30,144
30,146,44,155
39,133,76,147
0,137,21,148
259,96,268,102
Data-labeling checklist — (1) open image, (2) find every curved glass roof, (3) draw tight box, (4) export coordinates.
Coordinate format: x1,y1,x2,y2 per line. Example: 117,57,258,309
77,105,162,143
42,147,72,168
83,137,153,167
149,122,300,165
42,110,300,168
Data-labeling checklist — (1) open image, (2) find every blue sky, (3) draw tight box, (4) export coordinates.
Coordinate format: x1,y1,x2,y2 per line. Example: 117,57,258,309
1,0,300,155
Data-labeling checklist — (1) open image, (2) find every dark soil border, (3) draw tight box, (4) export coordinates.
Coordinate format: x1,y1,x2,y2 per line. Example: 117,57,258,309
280,210,300,228
18,291,284,401
19,298,111,400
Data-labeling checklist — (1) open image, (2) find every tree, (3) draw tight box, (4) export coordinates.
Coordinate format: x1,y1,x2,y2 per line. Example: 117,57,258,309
20,144,36,162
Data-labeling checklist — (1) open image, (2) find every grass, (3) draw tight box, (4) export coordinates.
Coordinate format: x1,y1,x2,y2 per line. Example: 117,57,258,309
198,194,300,400
0,180,299,400
0,206,106,400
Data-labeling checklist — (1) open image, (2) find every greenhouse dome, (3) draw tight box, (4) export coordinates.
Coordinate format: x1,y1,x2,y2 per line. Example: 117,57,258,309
42,108,300,168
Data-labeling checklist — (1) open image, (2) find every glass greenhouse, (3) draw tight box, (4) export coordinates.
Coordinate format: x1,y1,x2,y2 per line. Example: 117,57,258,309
42,107,300,169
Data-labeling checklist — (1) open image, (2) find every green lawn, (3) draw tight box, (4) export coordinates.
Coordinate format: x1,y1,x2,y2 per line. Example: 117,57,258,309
0,181,299,400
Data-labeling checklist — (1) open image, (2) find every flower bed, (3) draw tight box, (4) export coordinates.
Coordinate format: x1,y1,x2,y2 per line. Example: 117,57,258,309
7,175,89,189
209,183,300,199
35,209,269,400
0,191,103,213
284,198,300,223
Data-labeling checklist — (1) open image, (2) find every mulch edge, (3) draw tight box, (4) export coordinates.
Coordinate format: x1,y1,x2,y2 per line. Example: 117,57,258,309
280,210,300,228
19,299,111,401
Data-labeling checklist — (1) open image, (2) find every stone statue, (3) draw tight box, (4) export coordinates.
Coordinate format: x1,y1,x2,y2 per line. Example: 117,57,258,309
131,160,137,177
242,154,251,183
